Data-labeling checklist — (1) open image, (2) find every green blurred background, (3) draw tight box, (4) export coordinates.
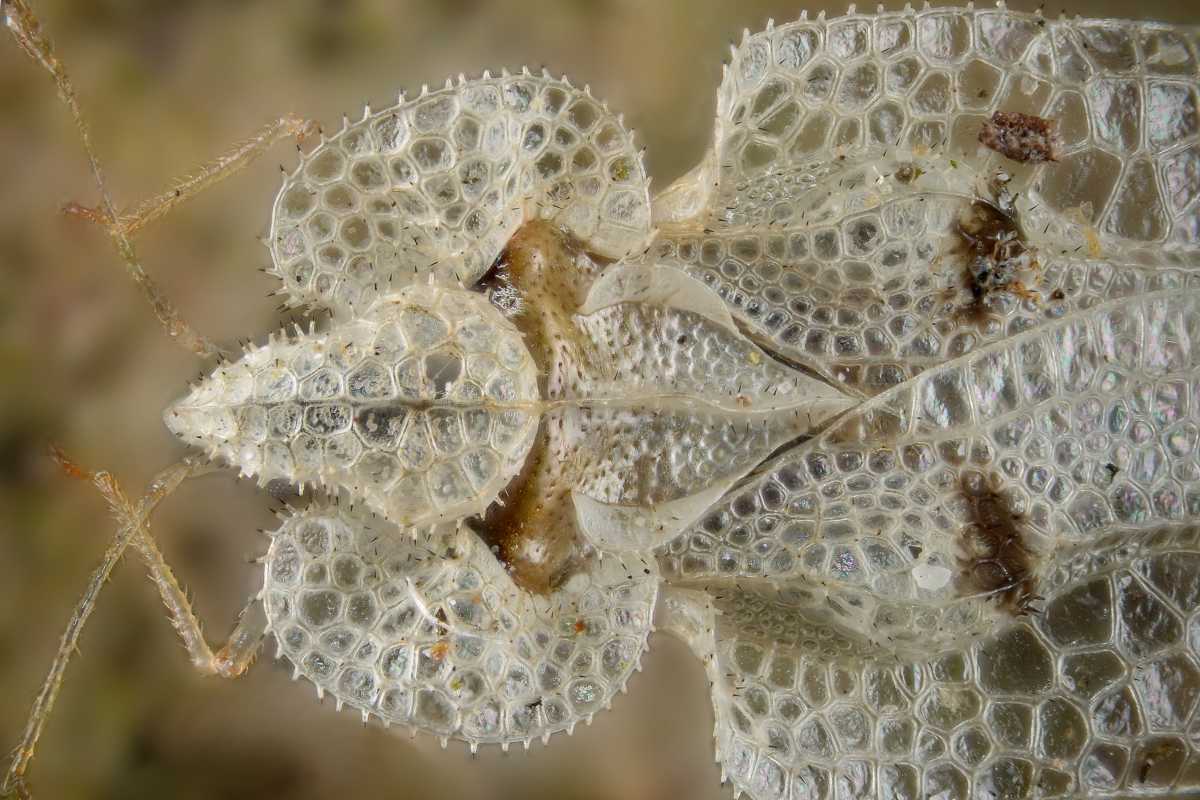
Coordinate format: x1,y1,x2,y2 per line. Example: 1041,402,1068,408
0,1,1192,798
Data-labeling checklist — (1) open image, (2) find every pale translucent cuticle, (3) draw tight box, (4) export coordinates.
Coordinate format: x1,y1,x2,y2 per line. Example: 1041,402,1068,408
67,2,1200,796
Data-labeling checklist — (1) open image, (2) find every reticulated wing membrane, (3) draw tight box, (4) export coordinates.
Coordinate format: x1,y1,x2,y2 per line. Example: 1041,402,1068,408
648,8,1200,394
270,72,652,317
657,12,1200,792
666,527,1200,800
566,404,810,554
658,9,1200,233
562,264,856,553
263,506,657,748
573,263,855,417
660,289,1200,654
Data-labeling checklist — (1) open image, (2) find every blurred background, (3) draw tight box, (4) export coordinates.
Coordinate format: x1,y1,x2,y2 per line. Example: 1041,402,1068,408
0,1,1192,798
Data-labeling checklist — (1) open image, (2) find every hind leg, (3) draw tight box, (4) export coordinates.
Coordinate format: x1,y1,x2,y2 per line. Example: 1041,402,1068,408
104,472,270,680
2,457,265,800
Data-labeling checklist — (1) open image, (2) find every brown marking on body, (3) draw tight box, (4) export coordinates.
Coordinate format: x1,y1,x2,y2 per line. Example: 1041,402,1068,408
979,111,1062,164
475,416,584,595
957,473,1040,616
948,192,1041,327
473,219,608,595
480,219,605,395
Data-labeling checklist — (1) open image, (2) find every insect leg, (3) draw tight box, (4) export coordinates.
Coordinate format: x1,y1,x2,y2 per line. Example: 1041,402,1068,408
3,0,211,357
126,523,268,678
85,466,268,679
2,457,201,800
112,114,317,238
210,597,269,678
3,0,268,361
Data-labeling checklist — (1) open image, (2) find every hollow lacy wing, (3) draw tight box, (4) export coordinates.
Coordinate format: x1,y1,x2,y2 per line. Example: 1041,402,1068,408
660,288,1200,655
574,263,856,416
664,526,1200,800
647,7,1200,394
562,263,856,554
269,72,652,317
262,505,656,748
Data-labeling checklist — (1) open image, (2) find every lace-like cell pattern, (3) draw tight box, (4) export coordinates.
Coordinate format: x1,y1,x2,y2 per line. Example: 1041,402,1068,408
166,4,1200,797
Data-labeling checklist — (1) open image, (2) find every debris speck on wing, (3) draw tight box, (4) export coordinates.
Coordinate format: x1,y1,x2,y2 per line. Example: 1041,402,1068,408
979,110,1062,164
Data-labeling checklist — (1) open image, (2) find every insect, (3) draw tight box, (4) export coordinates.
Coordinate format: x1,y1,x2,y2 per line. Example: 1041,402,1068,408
5,1,1200,798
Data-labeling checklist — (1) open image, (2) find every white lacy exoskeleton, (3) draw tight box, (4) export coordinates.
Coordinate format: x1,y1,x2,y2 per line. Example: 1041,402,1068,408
192,69,854,744
7,3,1200,799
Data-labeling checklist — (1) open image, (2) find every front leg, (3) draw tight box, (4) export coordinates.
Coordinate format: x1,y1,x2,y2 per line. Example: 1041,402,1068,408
4,0,313,361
